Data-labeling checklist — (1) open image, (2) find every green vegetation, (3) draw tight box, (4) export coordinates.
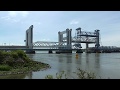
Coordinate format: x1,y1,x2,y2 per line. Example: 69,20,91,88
74,68,97,79
45,71,68,79
45,68,100,79
0,50,50,76
0,73,26,79
0,65,11,71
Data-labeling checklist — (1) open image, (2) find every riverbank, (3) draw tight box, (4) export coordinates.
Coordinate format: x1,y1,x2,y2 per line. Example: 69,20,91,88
0,61,51,76
0,50,51,76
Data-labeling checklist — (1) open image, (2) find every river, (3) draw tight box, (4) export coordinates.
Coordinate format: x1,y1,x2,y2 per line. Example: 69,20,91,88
0,52,120,79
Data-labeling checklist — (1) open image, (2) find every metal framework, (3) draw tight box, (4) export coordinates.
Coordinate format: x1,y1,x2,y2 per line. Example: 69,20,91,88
72,27,100,50
33,41,66,49
72,36,96,43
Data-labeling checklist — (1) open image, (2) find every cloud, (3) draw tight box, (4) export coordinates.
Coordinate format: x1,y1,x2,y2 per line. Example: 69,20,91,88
8,11,29,17
0,11,29,23
0,16,20,23
70,20,79,25
21,21,41,25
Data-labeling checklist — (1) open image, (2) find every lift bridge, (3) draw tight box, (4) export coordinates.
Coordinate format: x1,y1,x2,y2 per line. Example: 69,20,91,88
33,27,100,53
0,25,119,53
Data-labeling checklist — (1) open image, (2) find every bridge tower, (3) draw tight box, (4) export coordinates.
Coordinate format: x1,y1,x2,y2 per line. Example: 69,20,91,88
66,28,72,49
24,25,35,53
58,28,72,49
74,27,100,53
95,29,100,48
57,28,72,53
75,27,83,53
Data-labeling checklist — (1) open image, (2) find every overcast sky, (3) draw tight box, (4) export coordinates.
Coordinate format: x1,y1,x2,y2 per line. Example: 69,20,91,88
0,11,120,48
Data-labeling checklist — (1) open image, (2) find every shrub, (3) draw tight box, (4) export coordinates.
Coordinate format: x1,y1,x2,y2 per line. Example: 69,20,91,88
0,65,11,71
11,52,19,59
22,56,31,62
45,68,97,79
0,51,6,62
3,56,15,67
15,50,26,58
45,75,53,79
74,68,96,79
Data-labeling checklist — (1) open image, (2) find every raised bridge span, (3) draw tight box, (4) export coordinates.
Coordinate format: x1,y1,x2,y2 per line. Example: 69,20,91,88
0,25,119,53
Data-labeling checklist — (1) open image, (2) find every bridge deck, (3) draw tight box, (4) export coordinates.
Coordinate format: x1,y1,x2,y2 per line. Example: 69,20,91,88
0,48,83,51
0,46,28,49
0,45,120,51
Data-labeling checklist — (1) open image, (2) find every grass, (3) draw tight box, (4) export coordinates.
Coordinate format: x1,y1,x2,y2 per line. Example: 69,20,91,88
45,68,100,79
0,65,11,71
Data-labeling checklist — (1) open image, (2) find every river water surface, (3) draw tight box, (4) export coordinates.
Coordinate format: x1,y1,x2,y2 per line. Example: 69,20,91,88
0,52,120,79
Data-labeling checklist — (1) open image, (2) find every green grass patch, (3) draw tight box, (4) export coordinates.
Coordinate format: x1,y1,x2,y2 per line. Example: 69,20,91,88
0,65,11,71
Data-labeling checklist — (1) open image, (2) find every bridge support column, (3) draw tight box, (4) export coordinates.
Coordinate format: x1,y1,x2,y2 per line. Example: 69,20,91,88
66,29,72,49
25,25,35,54
95,30,100,49
95,30,100,53
66,29,72,53
86,43,89,53
48,50,53,54
76,49,83,53
58,31,63,43
26,49,35,54
56,49,72,54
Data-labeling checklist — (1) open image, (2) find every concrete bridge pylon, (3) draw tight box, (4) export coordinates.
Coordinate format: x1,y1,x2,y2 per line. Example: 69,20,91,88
24,25,35,53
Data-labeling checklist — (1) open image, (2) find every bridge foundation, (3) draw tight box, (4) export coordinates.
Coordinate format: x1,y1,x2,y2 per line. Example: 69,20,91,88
86,43,89,53
94,30,101,53
48,50,53,54
26,49,35,54
76,49,83,53
56,50,72,54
